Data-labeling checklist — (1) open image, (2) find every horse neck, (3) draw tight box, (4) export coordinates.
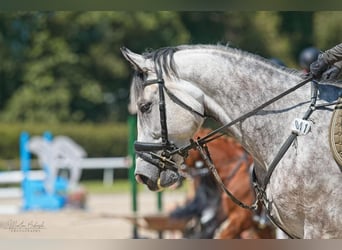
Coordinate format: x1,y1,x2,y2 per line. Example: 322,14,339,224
175,49,308,168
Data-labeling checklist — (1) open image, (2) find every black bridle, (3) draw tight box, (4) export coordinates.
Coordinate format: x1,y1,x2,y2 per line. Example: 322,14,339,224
134,64,206,172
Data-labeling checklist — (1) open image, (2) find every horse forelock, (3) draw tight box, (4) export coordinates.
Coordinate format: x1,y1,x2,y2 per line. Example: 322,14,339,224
130,47,180,114
143,47,179,78
130,47,179,103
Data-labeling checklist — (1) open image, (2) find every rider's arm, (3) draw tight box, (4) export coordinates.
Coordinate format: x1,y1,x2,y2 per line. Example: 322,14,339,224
321,43,342,65
310,43,342,79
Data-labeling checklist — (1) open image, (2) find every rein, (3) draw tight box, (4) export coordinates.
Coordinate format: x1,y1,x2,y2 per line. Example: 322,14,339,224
223,151,249,183
173,75,314,154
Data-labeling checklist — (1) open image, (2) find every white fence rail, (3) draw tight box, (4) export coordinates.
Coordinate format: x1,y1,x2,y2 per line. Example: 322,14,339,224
0,156,131,187
0,170,45,185
75,157,131,185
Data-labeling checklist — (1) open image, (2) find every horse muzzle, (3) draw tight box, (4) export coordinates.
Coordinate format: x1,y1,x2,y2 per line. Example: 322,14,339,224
135,152,181,191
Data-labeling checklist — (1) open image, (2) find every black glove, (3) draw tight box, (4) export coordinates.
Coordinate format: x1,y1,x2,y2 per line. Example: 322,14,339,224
321,65,341,80
310,55,329,79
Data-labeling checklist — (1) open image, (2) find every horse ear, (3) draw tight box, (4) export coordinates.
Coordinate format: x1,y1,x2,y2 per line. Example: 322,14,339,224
120,47,152,72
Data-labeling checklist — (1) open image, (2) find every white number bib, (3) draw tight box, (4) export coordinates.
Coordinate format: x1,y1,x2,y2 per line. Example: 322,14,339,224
291,118,312,136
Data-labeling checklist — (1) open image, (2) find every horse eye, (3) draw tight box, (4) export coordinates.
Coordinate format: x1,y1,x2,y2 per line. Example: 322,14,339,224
137,71,145,80
139,102,152,113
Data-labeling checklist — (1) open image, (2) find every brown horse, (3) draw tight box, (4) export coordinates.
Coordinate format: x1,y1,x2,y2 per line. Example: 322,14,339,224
182,128,275,239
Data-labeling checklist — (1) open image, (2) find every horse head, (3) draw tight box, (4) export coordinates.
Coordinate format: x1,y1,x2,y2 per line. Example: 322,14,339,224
122,47,206,191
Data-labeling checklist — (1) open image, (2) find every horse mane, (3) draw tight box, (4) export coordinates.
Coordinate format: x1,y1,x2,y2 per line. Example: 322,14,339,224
143,44,302,79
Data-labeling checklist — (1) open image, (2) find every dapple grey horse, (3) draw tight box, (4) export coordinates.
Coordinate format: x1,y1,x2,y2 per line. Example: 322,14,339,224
122,44,342,238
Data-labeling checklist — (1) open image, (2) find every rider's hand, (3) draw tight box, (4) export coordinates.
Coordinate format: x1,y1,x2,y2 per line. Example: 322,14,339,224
321,65,341,80
310,54,329,79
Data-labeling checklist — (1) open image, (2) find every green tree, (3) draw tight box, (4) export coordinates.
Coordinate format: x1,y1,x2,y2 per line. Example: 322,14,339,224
314,11,342,50
1,11,340,124
0,13,32,111
278,11,315,60
0,12,189,123
180,12,297,66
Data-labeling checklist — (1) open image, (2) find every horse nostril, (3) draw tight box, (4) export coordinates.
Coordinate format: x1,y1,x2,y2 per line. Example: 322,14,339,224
135,174,143,184
135,174,146,184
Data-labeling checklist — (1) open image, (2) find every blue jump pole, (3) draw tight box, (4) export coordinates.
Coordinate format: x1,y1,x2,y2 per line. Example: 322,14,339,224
20,132,30,179
20,131,67,211
20,131,31,210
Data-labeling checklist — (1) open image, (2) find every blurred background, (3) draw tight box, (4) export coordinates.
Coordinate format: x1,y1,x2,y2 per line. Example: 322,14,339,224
0,11,341,239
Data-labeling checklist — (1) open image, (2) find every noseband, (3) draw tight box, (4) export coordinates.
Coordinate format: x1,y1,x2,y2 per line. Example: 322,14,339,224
134,64,205,172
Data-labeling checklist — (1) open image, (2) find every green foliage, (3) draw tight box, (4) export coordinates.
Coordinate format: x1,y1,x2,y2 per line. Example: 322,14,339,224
223,12,294,65
0,12,189,123
179,11,316,67
0,122,128,170
0,11,339,124
252,12,292,65
314,11,342,50
278,12,315,59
